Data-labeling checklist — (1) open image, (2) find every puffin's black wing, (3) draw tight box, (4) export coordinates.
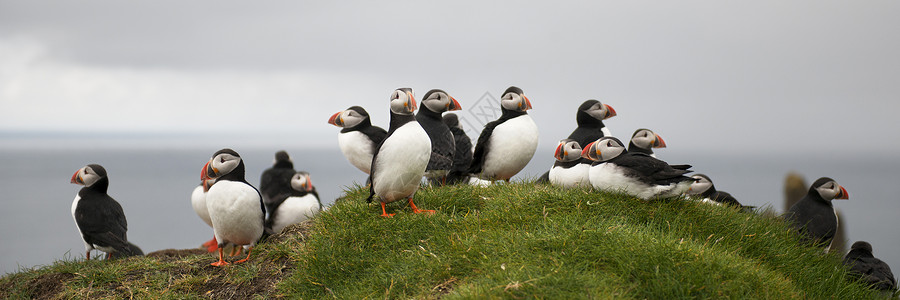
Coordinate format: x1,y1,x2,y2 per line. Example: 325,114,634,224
359,125,388,146
785,198,836,247
711,191,742,207
446,128,474,184
74,193,134,254
260,167,295,208
611,153,693,185
468,119,504,174
844,253,897,291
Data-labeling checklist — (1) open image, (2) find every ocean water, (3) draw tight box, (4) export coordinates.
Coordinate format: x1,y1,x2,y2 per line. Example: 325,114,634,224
2,146,899,277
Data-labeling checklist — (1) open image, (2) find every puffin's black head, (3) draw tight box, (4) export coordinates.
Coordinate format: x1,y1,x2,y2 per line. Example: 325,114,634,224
273,150,293,168
442,113,461,130
554,139,583,162
290,171,315,192
581,136,626,162
329,106,372,129
500,86,532,112
687,174,714,196
850,241,873,254
577,99,616,125
390,88,417,115
809,177,849,201
70,164,107,188
630,128,666,150
203,148,244,181
421,89,462,114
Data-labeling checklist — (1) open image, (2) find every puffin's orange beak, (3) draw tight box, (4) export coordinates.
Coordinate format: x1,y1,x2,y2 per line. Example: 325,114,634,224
581,141,596,160
653,134,667,148
448,97,462,111
554,143,565,160
836,186,849,199
70,169,81,184
604,104,616,119
328,111,343,126
523,96,533,110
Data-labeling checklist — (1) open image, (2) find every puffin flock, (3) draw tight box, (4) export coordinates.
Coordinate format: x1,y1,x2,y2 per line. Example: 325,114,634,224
67,86,895,291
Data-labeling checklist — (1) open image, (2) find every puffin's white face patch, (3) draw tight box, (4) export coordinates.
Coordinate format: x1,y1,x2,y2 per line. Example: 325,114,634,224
556,140,583,162
687,176,712,195
210,153,241,178
815,180,841,200
78,166,102,187
596,138,625,162
290,172,313,192
340,110,366,128
630,129,656,150
500,92,525,111
390,89,416,115
422,91,452,113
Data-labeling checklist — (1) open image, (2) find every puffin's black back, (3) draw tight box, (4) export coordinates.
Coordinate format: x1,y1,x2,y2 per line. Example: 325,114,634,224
444,115,475,185
606,152,694,186
843,241,897,291
785,185,837,247
260,151,296,213
341,106,388,145
74,165,141,257
416,102,455,172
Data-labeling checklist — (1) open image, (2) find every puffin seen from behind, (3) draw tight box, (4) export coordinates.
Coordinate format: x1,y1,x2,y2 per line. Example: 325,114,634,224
685,174,747,208
190,176,218,252
70,164,143,260
581,137,696,200
843,241,897,292
548,139,590,188
468,86,538,182
202,148,265,266
784,177,849,252
366,88,434,217
265,172,322,233
259,150,296,215
443,113,473,185
627,128,666,157
328,106,388,174
567,99,616,146
416,89,462,185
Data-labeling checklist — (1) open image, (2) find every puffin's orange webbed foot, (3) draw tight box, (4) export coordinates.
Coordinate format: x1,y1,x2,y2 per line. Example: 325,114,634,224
380,202,395,217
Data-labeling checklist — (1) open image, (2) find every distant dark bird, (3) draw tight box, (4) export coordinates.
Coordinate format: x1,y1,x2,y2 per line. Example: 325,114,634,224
443,113,477,185
416,89,462,185
581,137,695,200
265,172,322,233
548,139,590,188
202,148,265,266
259,150,296,215
627,128,666,157
843,241,897,292
468,86,538,182
784,177,849,252
70,164,143,260
567,99,617,147
686,174,746,208
328,106,388,174
190,176,218,252
366,88,434,217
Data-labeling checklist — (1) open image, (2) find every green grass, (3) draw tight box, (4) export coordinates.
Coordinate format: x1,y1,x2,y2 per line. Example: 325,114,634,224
1,182,888,299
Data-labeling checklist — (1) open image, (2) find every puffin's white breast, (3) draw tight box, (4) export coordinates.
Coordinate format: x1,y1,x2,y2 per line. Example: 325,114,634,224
373,123,431,203
271,194,320,233
206,180,264,246
589,163,691,200
191,185,212,227
338,131,376,174
549,163,591,188
480,115,539,180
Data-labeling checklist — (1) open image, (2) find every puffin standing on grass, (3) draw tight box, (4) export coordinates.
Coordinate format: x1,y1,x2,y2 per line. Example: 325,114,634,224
627,128,666,157
416,89,462,185
843,241,897,292
70,164,143,260
468,86,538,182
202,148,265,266
329,106,387,174
190,177,218,252
784,177,849,252
259,150,297,215
548,139,590,188
581,137,695,200
366,88,434,217
266,172,322,233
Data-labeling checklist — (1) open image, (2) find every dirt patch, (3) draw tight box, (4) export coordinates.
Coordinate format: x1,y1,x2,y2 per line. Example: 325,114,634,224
431,277,458,298
146,248,208,258
25,272,75,299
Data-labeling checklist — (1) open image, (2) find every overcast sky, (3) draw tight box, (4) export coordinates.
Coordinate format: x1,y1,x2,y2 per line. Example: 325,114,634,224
1,1,899,154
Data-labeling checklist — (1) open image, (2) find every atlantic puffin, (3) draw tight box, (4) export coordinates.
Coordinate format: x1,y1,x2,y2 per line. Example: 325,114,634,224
259,150,296,215
581,137,695,200
190,176,218,252
548,139,590,188
784,177,849,252
265,171,322,233
843,241,897,292
328,106,387,174
468,86,538,182
442,113,473,185
70,164,143,260
202,148,265,266
366,88,434,217
685,174,744,207
416,89,462,185
567,99,616,146
627,128,666,157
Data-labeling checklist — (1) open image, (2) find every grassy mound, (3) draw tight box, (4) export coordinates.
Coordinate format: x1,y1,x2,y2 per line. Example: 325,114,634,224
0,183,886,299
